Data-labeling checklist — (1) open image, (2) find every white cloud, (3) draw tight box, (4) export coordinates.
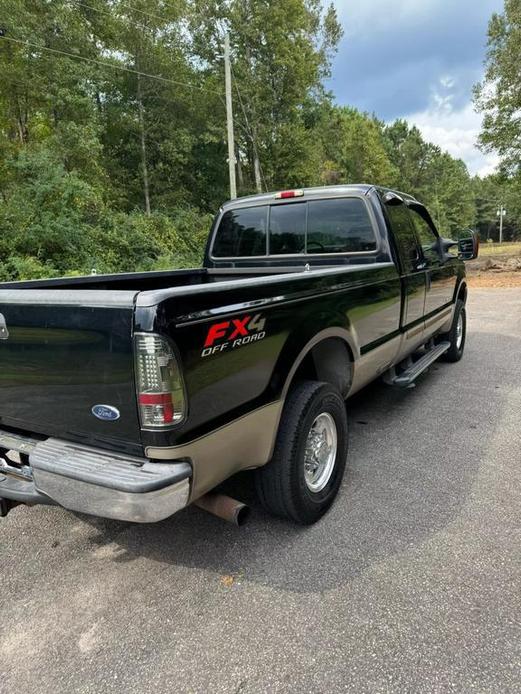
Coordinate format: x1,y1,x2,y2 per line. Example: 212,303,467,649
440,75,456,90
330,1,502,177
404,78,500,177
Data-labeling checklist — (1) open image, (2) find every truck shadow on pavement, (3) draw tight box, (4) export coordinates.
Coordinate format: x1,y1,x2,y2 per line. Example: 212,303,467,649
68,329,512,594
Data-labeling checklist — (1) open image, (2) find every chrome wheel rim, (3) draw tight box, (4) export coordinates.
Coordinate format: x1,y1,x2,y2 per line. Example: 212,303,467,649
456,313,464,350
304,412,337,493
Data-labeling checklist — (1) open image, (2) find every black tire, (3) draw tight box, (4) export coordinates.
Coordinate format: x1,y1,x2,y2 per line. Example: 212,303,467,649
440,299,466,362
255,381,348,524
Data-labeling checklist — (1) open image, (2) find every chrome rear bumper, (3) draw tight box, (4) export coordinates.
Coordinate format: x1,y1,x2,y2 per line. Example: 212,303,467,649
0,430,191,523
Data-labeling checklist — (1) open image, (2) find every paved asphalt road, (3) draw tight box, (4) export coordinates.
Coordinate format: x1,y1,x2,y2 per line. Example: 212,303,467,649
1,288,520,694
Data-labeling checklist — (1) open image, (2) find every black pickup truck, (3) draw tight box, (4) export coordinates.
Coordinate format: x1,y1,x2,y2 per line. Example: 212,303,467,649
0,185,478,525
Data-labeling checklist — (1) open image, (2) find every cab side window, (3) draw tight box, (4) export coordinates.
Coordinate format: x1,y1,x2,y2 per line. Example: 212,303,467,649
385,204,419,273
213,206,268,257
307,198,377,253
409,208,440,265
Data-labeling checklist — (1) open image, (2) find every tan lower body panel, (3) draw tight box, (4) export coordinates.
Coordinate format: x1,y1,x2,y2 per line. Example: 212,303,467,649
349,335,402,396
145,401,283,501
425,305,454,336
349,304,456,396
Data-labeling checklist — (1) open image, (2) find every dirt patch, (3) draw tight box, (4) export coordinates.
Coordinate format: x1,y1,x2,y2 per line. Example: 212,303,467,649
466,251,521,287
466,272,521,288
467,254,521,273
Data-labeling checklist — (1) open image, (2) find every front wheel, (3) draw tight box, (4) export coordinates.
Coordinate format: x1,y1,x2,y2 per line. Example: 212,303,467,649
440,299,466,362
255,381,348,524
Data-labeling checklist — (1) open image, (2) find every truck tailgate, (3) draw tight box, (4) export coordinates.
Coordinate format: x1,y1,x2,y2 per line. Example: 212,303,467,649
0,290,143,455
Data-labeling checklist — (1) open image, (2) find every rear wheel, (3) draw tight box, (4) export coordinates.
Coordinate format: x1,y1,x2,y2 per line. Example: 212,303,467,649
255,381,348,524
440,299,466,362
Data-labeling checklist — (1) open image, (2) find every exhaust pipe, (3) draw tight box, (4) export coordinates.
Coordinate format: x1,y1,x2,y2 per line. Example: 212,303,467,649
194,493,250,526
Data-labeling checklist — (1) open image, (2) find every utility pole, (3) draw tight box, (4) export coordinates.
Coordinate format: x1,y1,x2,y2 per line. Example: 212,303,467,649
497,204,506,244
224,32,237,200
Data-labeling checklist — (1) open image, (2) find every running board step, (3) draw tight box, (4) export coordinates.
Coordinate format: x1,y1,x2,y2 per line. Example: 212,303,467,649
386,341,451,388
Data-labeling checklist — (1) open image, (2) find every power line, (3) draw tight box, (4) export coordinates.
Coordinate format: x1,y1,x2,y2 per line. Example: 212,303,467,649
75,2,189,51
5,0,186,45
147,0,185,17
115,1,173,25
74,1,157,34
3,75,221,119
0,35,221,94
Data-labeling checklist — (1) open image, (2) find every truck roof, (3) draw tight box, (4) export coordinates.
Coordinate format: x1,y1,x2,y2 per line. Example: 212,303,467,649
220,184,420,210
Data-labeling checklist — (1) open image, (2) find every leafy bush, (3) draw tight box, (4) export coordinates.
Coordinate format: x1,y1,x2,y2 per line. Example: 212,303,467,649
0,147,214,280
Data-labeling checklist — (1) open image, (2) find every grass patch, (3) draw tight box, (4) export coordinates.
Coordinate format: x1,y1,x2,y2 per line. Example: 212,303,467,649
478,242,521,257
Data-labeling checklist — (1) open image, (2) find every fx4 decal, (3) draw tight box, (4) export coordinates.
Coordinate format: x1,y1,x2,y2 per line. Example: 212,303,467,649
201,314,266,357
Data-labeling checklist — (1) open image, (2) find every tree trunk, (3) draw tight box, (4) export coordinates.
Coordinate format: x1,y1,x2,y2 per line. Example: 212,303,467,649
15,114,25,144
236,144,244,190
14,94,28,144
136,65,151,216
245,43,263,193
253,148,262,193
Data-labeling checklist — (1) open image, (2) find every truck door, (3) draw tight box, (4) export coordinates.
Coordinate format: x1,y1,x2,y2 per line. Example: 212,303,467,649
408,205,457,317
385,203,426,332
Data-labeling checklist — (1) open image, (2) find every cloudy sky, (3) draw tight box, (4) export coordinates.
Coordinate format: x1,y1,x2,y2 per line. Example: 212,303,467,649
329,0,504,176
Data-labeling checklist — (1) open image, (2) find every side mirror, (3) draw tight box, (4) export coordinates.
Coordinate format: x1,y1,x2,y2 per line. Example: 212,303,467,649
440,238,457,253
457,229,480,260
435,237,458,263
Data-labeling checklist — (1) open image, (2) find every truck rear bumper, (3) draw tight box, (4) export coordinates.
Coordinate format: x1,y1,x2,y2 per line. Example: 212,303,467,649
0,430,191,523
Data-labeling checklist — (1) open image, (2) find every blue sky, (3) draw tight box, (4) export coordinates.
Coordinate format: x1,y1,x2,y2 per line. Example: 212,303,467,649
329,0,505,175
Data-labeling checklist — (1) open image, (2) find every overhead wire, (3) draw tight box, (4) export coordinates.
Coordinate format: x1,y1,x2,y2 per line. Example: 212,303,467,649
74,1,160,34
0,34,222,94
114,1,173,25
1,16,264,183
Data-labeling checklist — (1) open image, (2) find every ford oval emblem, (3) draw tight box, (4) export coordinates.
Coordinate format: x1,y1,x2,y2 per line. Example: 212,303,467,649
92,404,120,421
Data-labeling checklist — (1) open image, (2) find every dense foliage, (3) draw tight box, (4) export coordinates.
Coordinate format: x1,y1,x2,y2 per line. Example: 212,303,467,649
0,0,519,281
474,0,521,242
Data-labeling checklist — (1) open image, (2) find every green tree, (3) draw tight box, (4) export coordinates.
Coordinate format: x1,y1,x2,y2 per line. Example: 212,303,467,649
189,0,342,193
384,120,475,235
384,120,439,197
0,0,516,284
428,153,475,235
474,0,521,175
337,108,395,186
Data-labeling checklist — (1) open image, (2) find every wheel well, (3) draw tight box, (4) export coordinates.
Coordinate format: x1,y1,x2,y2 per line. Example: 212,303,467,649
290,337,353,397
457,282,467,304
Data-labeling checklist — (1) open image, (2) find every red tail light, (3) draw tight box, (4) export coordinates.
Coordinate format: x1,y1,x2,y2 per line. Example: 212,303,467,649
138,393,175,424
134,333,186,428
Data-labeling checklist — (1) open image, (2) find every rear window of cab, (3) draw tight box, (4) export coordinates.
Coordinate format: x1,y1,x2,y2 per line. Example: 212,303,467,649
212,197,377,258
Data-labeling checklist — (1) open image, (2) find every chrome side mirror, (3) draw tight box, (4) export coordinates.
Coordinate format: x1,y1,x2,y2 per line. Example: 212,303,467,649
457,229,480,260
